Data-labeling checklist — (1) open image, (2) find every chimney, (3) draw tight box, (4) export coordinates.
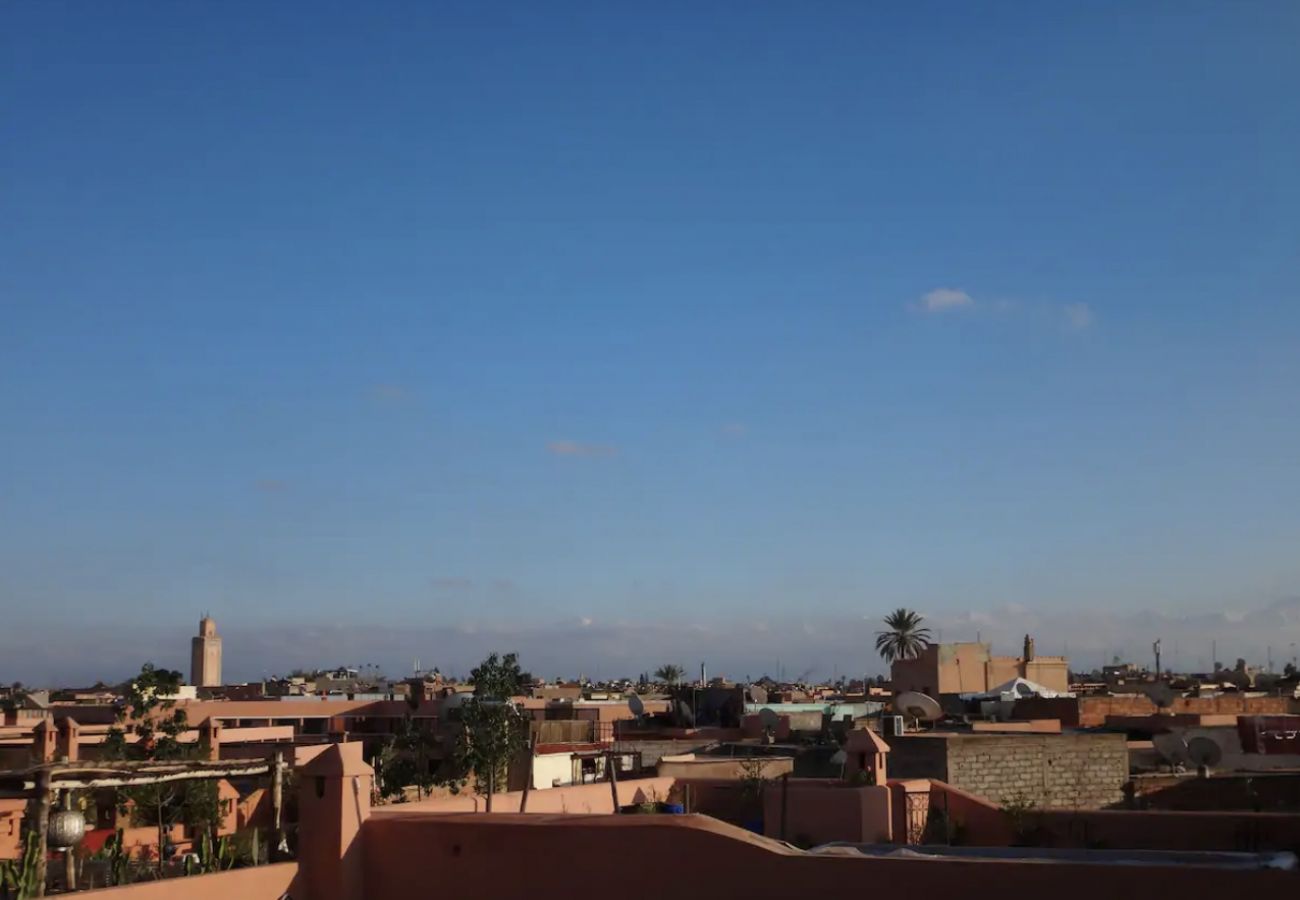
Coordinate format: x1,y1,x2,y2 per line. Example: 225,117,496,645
58,718,81,763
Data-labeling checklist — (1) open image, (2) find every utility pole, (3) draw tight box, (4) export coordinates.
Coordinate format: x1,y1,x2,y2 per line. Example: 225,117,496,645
1152,640,1162,680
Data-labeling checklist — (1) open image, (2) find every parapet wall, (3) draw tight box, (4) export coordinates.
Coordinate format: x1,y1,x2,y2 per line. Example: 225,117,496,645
72,862,298,899
361,812,1296,900
1014,695,1295,728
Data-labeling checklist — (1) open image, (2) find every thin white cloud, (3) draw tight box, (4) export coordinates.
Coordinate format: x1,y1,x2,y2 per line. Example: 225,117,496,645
917,287,974,313
369,383,415,406
547,440,618,458
1063,302,1094,331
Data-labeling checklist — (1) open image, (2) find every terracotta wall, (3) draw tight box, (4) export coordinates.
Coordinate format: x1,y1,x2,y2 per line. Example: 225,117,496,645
909,780,1300,854
1130,773,1300,812
760,780,892,846
1024,808,1300,853
1015,695,1296,729
656,756,793,781
921,780,1016,846
379,776,679,815
72,862,298,898
361,812,1296,900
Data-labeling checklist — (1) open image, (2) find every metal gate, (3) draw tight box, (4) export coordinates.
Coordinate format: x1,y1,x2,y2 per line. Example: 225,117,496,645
905,791,929,844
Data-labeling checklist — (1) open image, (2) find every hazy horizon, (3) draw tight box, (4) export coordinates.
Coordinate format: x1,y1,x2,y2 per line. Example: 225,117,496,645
6,597,1298,688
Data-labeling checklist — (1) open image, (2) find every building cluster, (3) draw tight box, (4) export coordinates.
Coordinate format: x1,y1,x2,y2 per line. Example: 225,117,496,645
1,617,1299,898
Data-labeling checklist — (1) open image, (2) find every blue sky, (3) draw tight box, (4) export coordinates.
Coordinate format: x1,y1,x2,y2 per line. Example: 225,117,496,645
3,2,1299,684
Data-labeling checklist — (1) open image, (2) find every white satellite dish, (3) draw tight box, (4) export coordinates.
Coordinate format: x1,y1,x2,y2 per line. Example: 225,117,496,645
894,692,942,722
748,684,768,705
758,707,780,730
1187,736,1223,769
628,693,645,717
442,691,467,710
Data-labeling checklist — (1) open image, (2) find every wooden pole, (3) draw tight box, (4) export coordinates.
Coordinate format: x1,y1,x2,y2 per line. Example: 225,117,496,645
779,773,789,842
34,769,51,898
606,751,620,814
519,735,535,812
271,749,285,857
63,791,77,892
485,766,494,813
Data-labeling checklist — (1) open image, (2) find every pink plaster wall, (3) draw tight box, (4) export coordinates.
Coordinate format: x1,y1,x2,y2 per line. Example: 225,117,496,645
760,780,892,845
75,862,298,898
360,813,1295,900
380,776,678,815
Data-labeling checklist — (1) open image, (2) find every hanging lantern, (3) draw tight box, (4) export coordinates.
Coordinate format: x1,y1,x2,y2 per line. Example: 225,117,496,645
48,808,86,849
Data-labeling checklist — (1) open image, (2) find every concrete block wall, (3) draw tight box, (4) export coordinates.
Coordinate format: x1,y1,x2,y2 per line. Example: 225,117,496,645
889,733,1128,809
944,734,1127,809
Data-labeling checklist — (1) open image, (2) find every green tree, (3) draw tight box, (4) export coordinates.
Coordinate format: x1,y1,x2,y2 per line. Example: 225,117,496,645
377,715,437,801
654,664,685,685
874,609,932,664
104,663,223,877
435,653,530,811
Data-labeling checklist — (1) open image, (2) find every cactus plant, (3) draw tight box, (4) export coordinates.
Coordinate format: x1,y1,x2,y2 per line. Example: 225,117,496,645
102,827,130,886
0,831,43,899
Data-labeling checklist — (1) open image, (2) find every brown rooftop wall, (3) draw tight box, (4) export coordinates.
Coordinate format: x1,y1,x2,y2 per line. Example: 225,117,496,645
916,780,1300,854
1023,808,1300,853
361,813,1296,900
1014,695,1296,728
62,862,298,899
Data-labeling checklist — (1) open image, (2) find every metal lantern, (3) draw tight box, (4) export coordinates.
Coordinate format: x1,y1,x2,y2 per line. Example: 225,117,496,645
48,808,86,850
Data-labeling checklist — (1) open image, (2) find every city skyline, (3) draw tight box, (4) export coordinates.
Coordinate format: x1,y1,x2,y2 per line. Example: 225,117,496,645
4,3,1299,679
5,598,1298,688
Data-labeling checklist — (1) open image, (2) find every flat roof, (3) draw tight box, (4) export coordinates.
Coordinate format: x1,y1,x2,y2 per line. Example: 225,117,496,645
815,843,1297,871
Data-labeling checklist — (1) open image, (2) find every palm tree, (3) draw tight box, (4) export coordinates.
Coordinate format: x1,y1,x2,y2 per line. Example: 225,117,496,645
654,664,685,685
875,609,932,663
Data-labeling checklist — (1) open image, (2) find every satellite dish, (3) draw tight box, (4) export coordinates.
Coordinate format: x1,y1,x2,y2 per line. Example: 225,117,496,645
442,691,466,710
1149,683,1176,709
628,693,645,717
676,700,696,727
1187,736,1223,768
894,692,942,722
748,684,768,705
1152,733,1190,766
829,749,847,766
758,708,779,730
